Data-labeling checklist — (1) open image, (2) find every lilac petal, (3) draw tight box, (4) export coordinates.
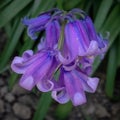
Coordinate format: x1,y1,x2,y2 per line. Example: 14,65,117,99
19,76,35,90
19,51,54,91
52,71,69,104
80,56,95,75
97,34,108,53
87,77,99,93
45,20,60,48
65,22,80,60
11,56,25,74
37,79,54,92
63,62,76,71
82,16,97,41
37,37,45,50
75,20,90,48
52,88,70,104
53,69,65,90
22,14,51,40
11,50,45,74
82,63,92,75
36,59,58,92
83,17,108,54
65,20,97,59
22,50,33,60
22,14,50,26
29,54,53,83
27,25,44,40
57,52,71,65
83,40,99,56
11,50,33,72
64,71,86,106
74,69,99,93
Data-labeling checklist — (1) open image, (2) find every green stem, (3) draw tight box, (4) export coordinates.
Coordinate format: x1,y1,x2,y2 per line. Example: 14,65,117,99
58,22,65,50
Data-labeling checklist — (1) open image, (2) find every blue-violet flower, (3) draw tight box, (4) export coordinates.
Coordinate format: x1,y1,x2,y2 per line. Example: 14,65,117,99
11,8,108,106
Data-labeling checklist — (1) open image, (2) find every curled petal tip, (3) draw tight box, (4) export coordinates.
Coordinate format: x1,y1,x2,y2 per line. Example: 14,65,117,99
87,77,99,93
37,80,54,92
51,90,70,104
20,76,35,91
73,92,86,106
11,57,25,74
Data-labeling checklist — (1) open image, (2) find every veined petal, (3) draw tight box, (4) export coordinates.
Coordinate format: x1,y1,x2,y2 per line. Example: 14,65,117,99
22,14,51,40
82,16,97,41
19,51,54,88
80,56,95,75
11,56,25,74
11,50,45,74
22,50,33,60
57,51,73,65
74,68,99,93
85,40,99,55
83,16,108,54
75,20,90,48
87,77,99,93
45,20,60,48
97,34,108,53
37,79,54,92
22,14,51,26
36,58,58,92
19,75,35,90
37,37,46,50
27,25,44,40
64,70,86,106
65,22,80,60
52,88,70,104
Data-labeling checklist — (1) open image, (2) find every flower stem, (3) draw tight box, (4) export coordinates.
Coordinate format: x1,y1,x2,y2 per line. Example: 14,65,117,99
58,22,65,50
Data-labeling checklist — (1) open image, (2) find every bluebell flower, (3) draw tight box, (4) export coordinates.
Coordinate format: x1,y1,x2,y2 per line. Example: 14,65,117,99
52,67,99,106
22,13,51,40
11,49,58,91
64,16,108,61
11,8,108,106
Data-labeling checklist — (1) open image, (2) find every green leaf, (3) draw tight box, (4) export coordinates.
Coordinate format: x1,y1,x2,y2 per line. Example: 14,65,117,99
4,23,12,38
0,21,24,72
105,42,117,98
32,0,55,17
117,35,120,67
33,93,52,120
8,73,19,90
63,0,81,10
92,9,120,73
0,0,32,27
0,0,12,9
94,0,113,31
56,0,63,10
100,4,120,33
55,102,72,120
31,0,42,16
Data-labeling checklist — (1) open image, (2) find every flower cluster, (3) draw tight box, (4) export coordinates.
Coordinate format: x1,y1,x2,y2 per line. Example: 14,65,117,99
11,8,108,106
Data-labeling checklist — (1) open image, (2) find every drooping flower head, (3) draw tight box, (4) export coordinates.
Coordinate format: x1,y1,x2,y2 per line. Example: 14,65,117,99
11,8,108,106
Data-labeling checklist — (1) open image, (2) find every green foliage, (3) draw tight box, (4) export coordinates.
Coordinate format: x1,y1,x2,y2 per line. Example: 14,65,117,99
105,42,117,98
55,102,72,120
0,0,120,120
0,0,32,27
94,0,113,31
33,93,52,120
